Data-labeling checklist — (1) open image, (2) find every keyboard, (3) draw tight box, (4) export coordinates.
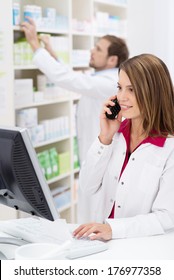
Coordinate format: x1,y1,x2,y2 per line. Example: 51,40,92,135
0,217,108,259
66,237,108,259
0,217,65,244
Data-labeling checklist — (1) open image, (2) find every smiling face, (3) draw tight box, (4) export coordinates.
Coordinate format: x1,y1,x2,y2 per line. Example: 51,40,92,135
117,70,141,122
117,54,174,137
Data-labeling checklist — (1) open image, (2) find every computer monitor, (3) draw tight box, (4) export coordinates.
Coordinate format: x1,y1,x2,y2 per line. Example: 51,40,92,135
0,126,59,221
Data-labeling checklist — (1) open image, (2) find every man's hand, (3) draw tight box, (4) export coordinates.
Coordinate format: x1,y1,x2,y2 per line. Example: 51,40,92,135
39,34,51,48
39,34,58,60
21,17,40,51
73,223,112,241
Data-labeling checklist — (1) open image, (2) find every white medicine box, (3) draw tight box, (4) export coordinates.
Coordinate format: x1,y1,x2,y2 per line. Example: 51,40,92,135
14,79,33,107
16,108,38,128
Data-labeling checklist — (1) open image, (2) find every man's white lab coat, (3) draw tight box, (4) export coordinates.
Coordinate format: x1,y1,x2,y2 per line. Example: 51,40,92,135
33,49,118,163
33,49,118,223
79,133,174,238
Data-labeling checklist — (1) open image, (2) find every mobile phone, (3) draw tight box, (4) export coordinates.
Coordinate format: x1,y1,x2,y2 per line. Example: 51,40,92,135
105,98,121,120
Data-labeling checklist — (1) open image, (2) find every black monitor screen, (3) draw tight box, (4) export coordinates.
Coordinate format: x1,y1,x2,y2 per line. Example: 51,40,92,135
0,126,59,221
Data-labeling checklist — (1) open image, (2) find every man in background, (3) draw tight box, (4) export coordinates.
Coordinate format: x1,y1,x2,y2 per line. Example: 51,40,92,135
22,18,129,164
21,18,129,222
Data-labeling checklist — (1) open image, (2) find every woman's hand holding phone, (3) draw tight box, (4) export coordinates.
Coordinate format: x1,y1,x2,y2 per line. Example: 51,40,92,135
105,97,121,119
99,95,122,145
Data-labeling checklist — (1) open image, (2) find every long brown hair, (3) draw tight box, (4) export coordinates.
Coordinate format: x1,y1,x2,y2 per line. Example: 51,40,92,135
119,54,174,137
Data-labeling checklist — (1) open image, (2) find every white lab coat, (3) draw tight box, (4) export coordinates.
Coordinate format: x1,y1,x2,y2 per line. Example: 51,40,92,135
33,49,118,223
79,133,174,238
33,49,118,163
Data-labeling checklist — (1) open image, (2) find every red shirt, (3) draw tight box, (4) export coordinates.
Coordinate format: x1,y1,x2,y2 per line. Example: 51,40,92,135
109,119,166,218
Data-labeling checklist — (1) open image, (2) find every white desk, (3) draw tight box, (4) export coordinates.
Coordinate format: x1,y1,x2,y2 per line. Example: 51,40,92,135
82,231,174,260
1,229,174,260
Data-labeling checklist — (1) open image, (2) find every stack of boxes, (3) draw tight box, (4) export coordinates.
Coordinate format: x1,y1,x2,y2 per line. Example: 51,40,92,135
12,4,69,31
14,79,33,107
16,107,69,146
37,148,70,180
51,185,71,210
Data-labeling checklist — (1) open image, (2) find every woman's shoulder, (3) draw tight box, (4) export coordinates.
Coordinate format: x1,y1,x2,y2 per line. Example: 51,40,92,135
165,136,174,149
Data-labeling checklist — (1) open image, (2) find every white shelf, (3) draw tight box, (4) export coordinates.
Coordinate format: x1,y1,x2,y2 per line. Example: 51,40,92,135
13,25,69,35
33,135,70,148
47,172,71,185
0,0,127,223
14,65,38,70
74,167,80,174
36,28,69,35
58,203,71,213
94,0,127,8
72,31,92,36
71,93,81,102
15,95,72,109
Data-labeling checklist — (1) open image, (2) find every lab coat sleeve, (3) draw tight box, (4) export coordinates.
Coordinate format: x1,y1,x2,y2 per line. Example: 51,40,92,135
106,149,174,238
106,211,174,239
79,137,113,195
33,49,117,99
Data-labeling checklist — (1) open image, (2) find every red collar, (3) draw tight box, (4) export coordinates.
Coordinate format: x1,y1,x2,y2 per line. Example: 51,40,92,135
118,119,166,151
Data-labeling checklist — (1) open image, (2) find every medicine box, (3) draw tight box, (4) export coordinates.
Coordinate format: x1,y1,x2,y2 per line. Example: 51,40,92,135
51,185,71,209
14,79,33,107
16,108,38,128
58,152,70,174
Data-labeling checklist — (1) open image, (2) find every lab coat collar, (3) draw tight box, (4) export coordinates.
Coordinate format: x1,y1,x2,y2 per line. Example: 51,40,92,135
93,68,118,76
118,119,166,148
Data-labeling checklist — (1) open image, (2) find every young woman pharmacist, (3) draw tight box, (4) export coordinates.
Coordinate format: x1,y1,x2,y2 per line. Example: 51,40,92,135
74,54,174,240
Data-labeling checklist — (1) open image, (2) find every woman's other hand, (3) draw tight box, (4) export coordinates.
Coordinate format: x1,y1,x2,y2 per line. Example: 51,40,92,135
73,223,112,241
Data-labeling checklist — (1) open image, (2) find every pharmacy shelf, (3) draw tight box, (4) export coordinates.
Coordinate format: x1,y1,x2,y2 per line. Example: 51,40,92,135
58,203,71,214
94,0,127,8
0,0,127,223
74,167,80,174
72,31,92,36
47,172,71,185
13,25,69,35
14,65,38,70
33,135,70,148
15,95,72,109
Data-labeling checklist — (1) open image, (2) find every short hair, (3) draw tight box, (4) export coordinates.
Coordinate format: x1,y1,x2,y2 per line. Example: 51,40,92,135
119,53,174,137
102,35,129,67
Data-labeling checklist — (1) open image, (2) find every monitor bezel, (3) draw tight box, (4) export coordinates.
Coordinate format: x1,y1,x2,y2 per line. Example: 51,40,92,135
0,126,59,221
